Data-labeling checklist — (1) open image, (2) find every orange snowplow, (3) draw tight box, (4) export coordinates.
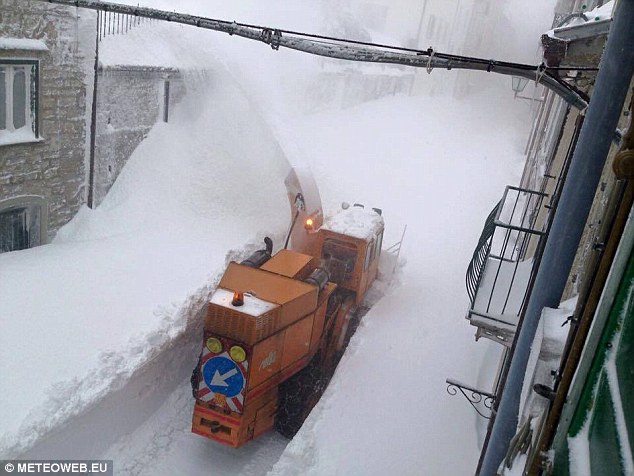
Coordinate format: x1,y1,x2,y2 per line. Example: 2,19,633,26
191,167,384,446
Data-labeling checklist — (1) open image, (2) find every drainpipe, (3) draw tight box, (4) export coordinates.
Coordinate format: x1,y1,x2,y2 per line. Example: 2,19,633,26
87,11,99,209
478,0,634,474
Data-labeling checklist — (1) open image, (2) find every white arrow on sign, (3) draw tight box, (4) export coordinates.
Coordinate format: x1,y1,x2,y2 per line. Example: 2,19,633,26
211,368,238,387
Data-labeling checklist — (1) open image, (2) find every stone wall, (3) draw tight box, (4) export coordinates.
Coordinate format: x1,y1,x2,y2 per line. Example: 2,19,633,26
93,66,184,206
0,0,91,242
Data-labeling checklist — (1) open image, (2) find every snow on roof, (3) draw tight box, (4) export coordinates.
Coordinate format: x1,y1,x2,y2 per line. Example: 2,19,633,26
321,205,384,240
0,38,48,51
546,1,614,38
588,1,615,21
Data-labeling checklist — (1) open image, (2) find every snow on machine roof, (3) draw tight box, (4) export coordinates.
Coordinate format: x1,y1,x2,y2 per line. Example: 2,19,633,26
322,205,384,241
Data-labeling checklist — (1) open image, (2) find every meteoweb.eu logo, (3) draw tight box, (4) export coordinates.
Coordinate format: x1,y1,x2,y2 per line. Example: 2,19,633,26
1,461,112,476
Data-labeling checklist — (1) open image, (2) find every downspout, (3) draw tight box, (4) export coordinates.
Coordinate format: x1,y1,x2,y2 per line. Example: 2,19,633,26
87,11,99,209
478,0,634,474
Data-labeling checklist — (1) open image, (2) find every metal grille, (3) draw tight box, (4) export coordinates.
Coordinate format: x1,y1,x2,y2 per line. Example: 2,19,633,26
97,10,157,42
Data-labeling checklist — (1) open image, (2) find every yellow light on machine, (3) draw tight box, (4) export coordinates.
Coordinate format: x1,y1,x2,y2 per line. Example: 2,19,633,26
229,345,247,363
206,337,223,354
304,218,314,231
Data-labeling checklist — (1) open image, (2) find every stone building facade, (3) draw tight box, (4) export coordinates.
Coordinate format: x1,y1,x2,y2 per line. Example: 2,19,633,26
0,0,91,250
0,3,185,251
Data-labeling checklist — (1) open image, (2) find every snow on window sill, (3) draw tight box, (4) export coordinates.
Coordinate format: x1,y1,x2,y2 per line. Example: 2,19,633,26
0,133,44,147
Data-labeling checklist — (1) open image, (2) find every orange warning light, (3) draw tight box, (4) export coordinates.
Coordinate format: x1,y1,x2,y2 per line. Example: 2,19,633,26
232,291,244,307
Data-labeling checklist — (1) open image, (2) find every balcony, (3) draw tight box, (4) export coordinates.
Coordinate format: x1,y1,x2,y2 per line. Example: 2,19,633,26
465,186,548,347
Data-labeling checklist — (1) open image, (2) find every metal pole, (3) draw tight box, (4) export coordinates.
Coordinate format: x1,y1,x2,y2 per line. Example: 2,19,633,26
163,80,170,123
479,0,634,474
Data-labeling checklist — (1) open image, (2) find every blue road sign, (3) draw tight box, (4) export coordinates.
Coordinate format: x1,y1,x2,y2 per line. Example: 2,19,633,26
201,356,244,398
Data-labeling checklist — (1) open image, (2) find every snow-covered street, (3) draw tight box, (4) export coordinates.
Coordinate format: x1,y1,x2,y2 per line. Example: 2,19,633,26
1,1,557,474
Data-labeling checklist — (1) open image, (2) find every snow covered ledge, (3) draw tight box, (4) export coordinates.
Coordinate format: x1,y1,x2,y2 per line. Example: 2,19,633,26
0,38,48,52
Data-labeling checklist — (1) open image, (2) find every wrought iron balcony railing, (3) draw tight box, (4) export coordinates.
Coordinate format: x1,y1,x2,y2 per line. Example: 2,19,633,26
466,201,501,305
465,186,548,347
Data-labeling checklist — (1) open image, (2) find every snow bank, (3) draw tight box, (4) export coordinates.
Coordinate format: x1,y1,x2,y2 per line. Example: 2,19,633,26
0,64,289,457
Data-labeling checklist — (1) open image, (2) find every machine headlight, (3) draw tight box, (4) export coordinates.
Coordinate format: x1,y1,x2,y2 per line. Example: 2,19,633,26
230,345,247,363
206,337,222,354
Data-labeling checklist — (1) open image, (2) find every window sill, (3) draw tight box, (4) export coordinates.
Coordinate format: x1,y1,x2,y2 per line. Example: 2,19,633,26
0,135,44,147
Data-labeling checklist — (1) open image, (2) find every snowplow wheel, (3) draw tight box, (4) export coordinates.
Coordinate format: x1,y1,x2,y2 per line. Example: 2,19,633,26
275,354,326,439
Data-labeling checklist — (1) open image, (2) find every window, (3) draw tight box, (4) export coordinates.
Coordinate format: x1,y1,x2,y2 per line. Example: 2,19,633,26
364,240,375,271
0,197,46,253
322,239,357,284
0,60,39,144
0,207,30,252
374,231,383,260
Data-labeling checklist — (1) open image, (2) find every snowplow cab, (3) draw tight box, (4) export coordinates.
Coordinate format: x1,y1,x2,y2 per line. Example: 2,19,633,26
301,204,384,305
284,167,384,304
320,205,383,304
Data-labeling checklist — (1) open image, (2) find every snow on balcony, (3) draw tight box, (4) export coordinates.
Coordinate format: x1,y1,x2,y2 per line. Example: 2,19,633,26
466,186,548,347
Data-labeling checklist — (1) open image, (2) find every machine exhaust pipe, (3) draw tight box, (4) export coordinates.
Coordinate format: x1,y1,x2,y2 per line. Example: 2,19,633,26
304,267,329,291
241,237,273,268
